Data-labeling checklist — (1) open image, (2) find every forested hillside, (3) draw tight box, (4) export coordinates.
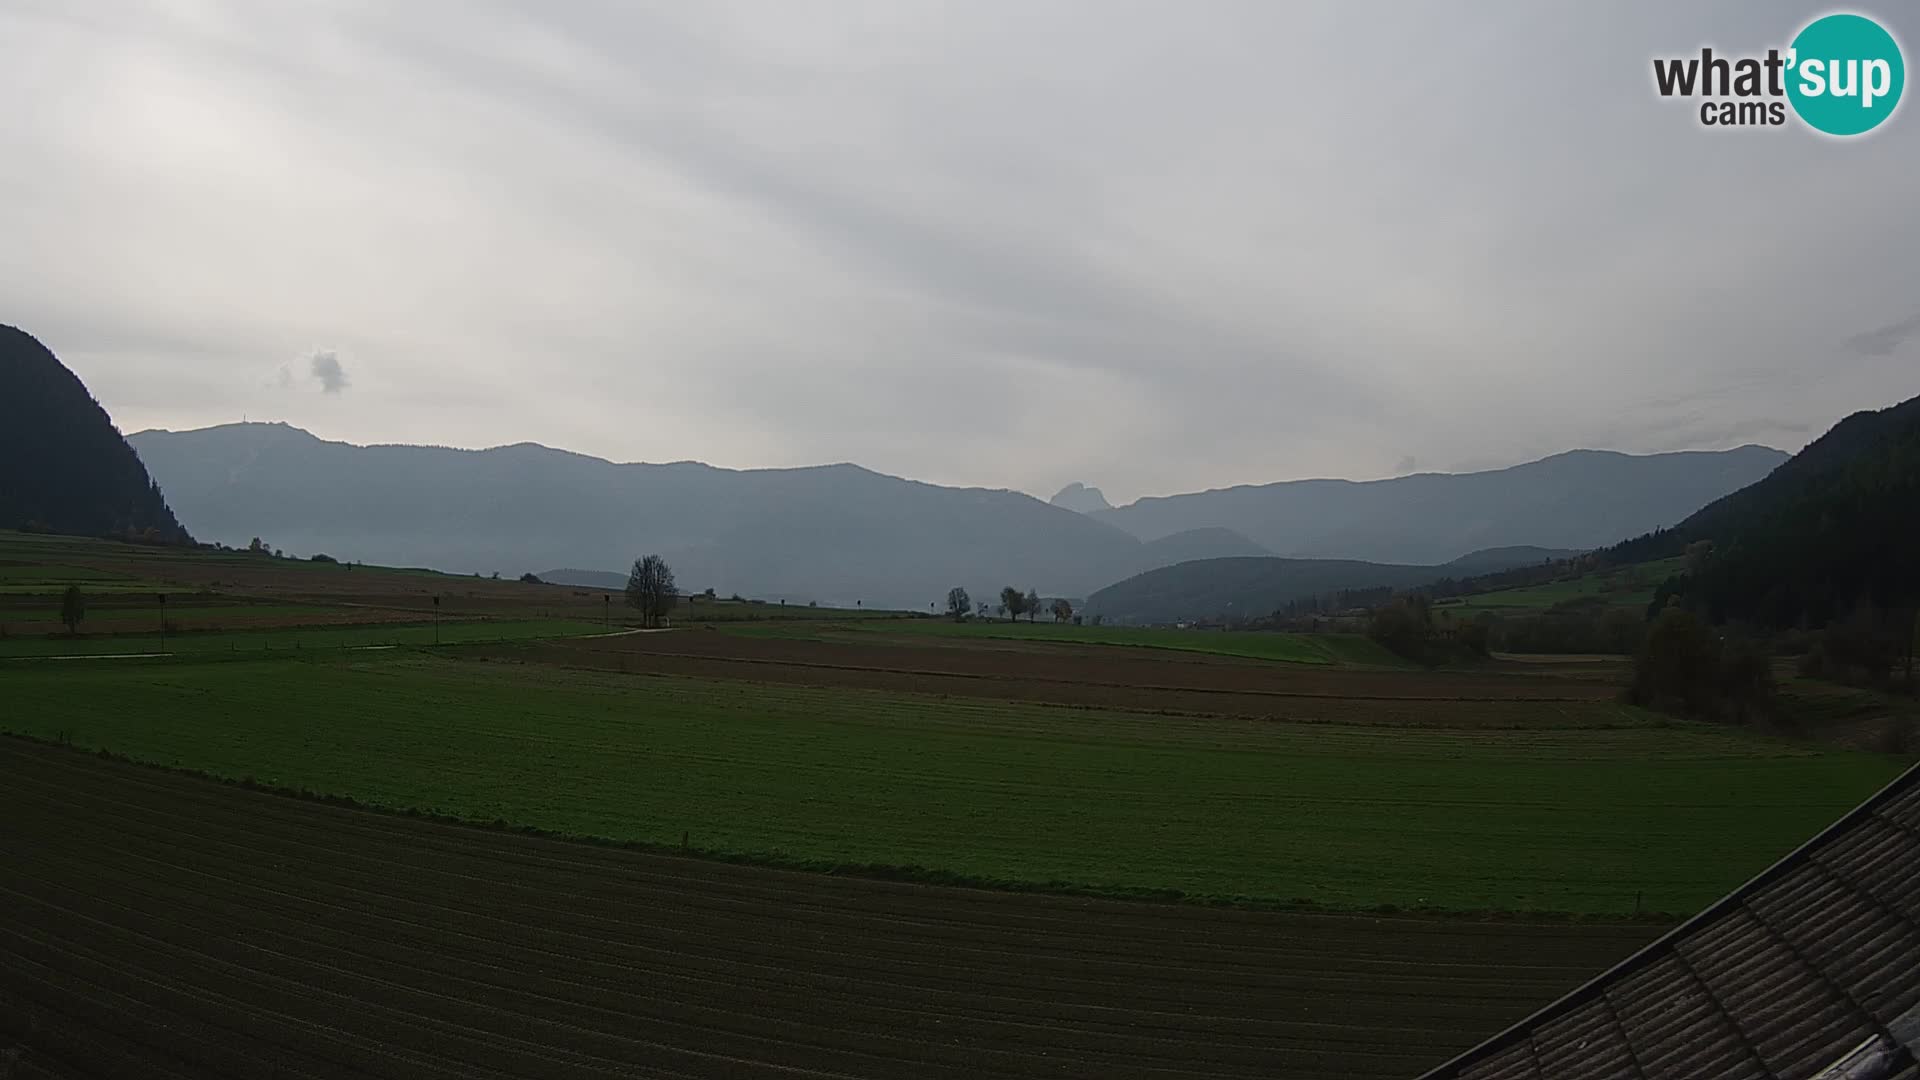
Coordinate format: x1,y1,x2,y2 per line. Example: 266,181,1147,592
1614,394,1919,630
1084,547,1569,624
0,325,188,543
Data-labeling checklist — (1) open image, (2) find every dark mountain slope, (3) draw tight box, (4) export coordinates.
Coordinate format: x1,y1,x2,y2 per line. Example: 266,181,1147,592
1443,546,1582,575
1615,394,1920,628
1095,447,1787,564
1085,546,1561,625
0,325,187,542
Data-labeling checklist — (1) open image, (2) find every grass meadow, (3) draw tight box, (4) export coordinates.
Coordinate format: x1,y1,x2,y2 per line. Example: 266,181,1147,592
3,650,1901,915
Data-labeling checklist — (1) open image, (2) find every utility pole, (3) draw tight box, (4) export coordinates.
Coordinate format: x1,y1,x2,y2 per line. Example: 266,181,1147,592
604,593,610,631
433,595,440,645
158,593,168,654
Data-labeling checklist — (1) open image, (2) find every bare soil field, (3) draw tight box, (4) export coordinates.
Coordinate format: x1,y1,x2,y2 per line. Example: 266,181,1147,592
486,628,1636,726
0,738,1657,1080
0,532,907,626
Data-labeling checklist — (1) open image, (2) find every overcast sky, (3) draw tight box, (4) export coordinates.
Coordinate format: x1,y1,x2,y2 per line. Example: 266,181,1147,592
4,0,1917,503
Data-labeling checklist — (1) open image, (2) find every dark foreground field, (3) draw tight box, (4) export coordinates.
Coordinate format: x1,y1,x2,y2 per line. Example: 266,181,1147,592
0,739,1657,1080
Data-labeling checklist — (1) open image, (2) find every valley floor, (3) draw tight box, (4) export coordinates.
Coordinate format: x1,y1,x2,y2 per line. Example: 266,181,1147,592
4,530,1914,1078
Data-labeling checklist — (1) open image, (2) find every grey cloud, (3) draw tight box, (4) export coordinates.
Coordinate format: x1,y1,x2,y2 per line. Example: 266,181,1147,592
309,351,349,394
1845,310,1920,357
2,1,1918,502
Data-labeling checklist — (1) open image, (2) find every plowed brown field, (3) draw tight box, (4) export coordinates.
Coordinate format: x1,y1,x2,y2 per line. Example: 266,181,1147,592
486,628,1635,726
0,739,1656,1080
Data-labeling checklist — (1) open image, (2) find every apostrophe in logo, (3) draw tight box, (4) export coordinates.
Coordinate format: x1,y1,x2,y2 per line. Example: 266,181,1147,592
1652,11,1905,136
1786,13,1904,135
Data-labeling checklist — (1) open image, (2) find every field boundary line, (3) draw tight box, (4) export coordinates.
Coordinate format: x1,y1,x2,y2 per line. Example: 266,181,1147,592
544,645,1603,703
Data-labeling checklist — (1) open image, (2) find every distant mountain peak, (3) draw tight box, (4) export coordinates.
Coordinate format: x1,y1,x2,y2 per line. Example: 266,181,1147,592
1050,482,1112,514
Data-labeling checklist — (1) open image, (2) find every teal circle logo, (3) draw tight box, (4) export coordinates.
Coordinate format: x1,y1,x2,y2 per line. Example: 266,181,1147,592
1787,13,1905,136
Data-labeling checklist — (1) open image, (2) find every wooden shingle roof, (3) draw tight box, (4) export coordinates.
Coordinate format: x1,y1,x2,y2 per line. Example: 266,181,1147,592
1419,763,1920,1080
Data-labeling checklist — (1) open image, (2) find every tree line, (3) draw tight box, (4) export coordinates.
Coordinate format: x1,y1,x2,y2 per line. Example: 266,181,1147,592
945,586,1076,624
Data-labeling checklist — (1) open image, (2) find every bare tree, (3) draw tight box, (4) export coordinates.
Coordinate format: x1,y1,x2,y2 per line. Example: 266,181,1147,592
1051,598,1073,623
946,586,971,621
60,585,84,635
625,554,678,628
999,586,1024,623
1025,588,1041,623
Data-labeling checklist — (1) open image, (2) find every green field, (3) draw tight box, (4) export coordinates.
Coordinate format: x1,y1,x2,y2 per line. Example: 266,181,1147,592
844,618,1407,665
1,651,1900,914
0,618,601,657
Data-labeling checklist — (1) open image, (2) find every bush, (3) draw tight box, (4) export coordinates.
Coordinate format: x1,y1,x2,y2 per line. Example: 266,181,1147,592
1455,615,1492,657
519,573,543,584
1627,608,1774,724
1367,597,1432,660
1715,629,1775,725
1874,716,1918,755
1629,608,1719,716
1793,605,1915,691
310,553,337,564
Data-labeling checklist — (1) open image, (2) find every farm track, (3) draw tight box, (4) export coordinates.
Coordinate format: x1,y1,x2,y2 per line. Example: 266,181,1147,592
0,740,1655,1079
487,631,1627,724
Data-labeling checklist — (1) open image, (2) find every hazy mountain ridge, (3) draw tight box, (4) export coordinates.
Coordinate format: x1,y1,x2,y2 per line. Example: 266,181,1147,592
1140,527,1273,564
1049,482,1113,514
0,325,188,542
129,422,1785,609
129,422,1146,610
1093,446,1788,563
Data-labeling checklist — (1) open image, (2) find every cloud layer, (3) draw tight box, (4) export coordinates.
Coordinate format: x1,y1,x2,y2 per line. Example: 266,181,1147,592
3,0,1917,501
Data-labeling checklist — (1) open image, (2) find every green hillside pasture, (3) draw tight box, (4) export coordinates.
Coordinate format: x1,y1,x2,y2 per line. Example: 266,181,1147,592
1438,556,1687,613
2,652,1901,915
0,618,602,657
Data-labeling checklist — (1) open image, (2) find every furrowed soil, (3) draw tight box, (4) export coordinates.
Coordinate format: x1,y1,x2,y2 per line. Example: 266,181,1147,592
491,627,1635,723
0,738,1658,1080
0,618,601,657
